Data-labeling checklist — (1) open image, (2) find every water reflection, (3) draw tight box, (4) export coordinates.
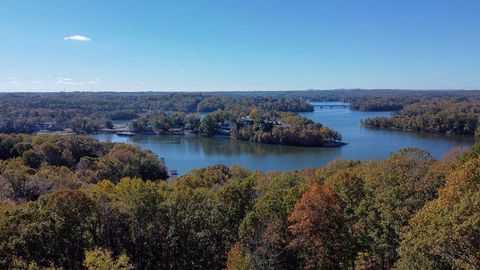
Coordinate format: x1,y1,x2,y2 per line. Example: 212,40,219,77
132,135,340,157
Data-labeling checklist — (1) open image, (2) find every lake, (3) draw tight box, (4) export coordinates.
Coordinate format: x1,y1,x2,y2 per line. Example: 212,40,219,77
91,102,477,175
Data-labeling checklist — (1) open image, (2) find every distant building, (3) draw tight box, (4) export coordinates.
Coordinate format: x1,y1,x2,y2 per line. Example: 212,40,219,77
168,128,184,134
218,121,232,135
240,116,254,126
37,122,64,131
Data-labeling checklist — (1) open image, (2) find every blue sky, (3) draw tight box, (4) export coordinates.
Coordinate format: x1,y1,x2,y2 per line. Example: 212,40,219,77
1,0,479,91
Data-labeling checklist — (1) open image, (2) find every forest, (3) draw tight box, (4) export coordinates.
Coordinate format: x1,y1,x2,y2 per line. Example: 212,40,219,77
0,134,168,202
362,99,480,136
1,134,480,269
0,93,313,134
3,90,480,136
241,89,480,111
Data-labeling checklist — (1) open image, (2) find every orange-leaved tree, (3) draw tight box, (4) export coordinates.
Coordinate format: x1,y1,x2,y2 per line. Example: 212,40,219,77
288,182,350,269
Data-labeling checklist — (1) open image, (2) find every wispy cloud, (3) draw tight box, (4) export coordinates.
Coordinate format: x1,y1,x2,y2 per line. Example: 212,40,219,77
55,77,99,85
7,77,19,85
64,35,91,42
361,24,370,31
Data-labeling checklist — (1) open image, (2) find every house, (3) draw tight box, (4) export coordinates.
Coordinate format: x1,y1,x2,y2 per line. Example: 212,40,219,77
37,122,64,131
240,116,254,126
168,128,184,135
218,121,232,135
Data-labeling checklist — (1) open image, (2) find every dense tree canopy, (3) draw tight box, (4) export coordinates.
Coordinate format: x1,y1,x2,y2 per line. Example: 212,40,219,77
4,90,480,135
260,89,480,112
0,134,168,202
0,93,313,134
396,146,480,269
0,134,479,269
362,99,480,136
198,108,342,147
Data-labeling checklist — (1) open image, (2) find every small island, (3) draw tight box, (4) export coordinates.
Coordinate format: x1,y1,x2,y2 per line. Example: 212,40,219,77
126,108,344,147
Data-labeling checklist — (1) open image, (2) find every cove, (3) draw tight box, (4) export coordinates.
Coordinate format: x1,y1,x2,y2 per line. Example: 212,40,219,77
90,102,476,175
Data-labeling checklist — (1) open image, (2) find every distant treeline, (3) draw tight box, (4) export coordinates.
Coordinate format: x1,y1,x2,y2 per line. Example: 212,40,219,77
240,89,480,112
0,93,313,134
362,98,480,136
1,134,480,269
3,90,480,135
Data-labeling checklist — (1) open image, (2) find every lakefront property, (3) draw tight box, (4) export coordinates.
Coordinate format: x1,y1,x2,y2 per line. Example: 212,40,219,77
2,1,480,269
127,109,343,147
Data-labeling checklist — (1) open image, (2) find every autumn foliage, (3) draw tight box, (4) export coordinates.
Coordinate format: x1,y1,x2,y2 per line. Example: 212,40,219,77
288,183,349,269
1,134,480,269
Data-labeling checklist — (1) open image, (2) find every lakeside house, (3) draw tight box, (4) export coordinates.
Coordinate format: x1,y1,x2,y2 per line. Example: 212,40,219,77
240,116,254,126
36,122,64,131
168,128,184,135
215,115,294,136
218,121,232,135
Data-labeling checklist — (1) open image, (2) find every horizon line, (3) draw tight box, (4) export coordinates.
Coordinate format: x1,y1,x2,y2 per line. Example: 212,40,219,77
1,88,480,94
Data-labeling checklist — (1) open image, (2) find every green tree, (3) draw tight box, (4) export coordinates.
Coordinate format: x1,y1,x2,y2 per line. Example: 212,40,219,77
22,149,45,169
41,190,95,269
1,158,36,201
84,248,133,270
397,156,480,269
238,172,308,269
355,148,435,268
199,113,219,136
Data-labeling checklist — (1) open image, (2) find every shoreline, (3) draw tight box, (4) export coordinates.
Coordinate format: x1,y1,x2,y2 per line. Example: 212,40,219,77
361,124,477,138
91,130,347,148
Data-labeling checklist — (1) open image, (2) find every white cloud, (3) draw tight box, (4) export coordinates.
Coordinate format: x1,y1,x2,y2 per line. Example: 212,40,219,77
55,77,72,84
7,77,19,85
64,35,91,41
55,77,99,85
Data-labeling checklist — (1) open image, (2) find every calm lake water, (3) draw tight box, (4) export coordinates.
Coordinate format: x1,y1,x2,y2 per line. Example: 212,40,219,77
91,102,477,175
